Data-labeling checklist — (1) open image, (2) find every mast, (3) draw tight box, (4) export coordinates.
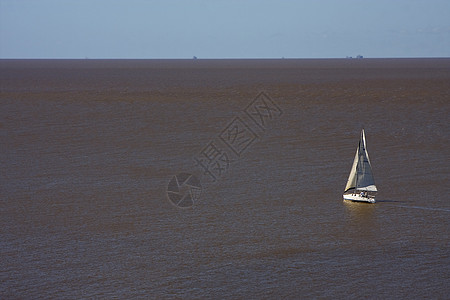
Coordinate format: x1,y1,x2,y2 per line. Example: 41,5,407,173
356,129,363,194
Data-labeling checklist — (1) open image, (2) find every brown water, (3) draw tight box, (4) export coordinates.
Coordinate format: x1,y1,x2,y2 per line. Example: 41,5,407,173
1,59,449,299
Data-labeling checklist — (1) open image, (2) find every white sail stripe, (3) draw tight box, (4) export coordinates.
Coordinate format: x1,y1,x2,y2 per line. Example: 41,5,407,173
356,185,378,191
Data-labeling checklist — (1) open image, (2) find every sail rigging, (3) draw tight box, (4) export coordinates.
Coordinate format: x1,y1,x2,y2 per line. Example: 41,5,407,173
344,129,377,193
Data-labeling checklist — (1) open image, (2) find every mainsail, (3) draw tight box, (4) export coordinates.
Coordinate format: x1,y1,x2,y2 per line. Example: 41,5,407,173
344,129,377,193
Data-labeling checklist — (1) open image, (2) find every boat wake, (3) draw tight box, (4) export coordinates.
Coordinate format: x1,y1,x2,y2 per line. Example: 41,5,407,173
389,204,450,212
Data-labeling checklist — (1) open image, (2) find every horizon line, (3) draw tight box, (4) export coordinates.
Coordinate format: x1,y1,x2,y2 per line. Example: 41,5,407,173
1,56,450,60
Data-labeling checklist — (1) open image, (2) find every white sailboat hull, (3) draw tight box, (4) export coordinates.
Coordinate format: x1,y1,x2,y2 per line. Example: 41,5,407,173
343,193,376,203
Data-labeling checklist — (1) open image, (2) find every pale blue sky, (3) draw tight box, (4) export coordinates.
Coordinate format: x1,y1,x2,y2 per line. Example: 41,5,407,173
1,0,449,58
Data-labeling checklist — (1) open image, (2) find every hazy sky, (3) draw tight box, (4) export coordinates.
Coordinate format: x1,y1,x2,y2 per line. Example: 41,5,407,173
1,0,449,58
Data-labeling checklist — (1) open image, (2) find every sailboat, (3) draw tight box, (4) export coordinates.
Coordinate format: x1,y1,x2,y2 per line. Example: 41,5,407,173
343,129,377,203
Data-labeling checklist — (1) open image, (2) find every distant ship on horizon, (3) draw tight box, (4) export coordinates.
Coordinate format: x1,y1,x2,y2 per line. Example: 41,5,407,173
346,55,364,59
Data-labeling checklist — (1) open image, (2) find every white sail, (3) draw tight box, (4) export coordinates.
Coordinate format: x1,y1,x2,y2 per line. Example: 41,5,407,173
344,148,358,192
344,129,377,193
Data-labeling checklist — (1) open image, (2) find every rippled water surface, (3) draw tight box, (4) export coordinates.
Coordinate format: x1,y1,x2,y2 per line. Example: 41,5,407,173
1,59,449,298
